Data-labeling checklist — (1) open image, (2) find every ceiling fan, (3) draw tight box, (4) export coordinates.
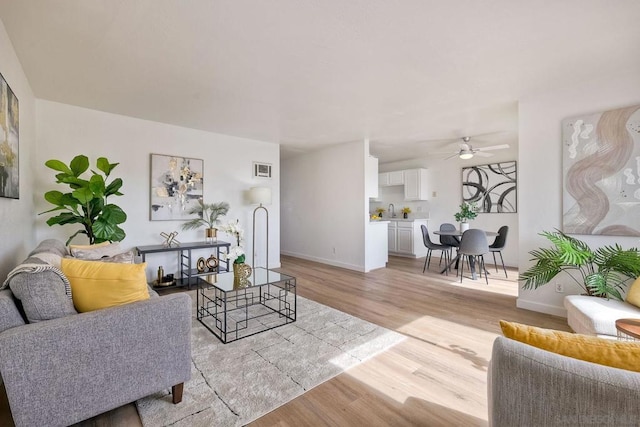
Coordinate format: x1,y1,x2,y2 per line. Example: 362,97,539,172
443,137,510,160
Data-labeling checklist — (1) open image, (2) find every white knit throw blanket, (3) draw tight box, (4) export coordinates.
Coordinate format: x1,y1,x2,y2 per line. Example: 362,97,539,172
1,263,73,299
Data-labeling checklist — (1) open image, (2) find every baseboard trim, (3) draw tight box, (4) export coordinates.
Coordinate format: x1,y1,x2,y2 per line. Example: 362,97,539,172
516,298,567,318
280,251,365,272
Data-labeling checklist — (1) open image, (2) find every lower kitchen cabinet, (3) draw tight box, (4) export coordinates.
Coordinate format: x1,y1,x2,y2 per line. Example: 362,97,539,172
387,219,428,258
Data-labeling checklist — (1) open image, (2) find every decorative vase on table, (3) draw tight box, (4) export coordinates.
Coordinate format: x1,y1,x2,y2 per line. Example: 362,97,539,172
403,213,408,219
205,227,217,244
460,222,470,232
233,262,252,289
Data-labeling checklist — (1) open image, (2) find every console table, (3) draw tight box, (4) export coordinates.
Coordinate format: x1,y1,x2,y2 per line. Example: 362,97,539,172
136,241,231,289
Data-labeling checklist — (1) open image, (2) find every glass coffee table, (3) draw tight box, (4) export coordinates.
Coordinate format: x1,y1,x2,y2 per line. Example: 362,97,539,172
196,267,296,343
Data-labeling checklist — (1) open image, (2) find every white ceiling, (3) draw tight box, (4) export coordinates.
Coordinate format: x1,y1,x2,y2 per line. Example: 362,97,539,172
0,1,639,163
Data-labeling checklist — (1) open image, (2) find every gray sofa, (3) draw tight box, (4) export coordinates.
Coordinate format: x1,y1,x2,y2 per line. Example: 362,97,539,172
488,336,640,426
0,240,192,427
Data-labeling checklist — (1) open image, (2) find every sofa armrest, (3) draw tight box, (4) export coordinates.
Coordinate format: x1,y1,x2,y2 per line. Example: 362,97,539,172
488,336,640,427
0,293,192,427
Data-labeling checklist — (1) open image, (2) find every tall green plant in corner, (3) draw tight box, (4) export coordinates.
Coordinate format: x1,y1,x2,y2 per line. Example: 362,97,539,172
521,230,640,300
40,155,127,245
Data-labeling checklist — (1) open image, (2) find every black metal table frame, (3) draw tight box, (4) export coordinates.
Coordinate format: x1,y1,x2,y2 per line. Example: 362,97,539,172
197,270,296,343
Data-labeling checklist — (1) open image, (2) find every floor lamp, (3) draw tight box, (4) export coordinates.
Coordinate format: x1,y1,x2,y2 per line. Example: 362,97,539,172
249,186,271,270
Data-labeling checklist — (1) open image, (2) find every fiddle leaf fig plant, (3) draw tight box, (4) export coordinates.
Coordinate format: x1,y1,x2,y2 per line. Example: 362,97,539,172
521,230,640,300
40,155,127,245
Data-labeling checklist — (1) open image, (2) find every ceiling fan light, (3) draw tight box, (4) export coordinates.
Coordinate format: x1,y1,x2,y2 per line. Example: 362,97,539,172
459,150,474,159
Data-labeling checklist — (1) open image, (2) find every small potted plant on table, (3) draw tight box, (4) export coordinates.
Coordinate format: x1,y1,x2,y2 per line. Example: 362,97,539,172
401,207,411,219
454,202,478,232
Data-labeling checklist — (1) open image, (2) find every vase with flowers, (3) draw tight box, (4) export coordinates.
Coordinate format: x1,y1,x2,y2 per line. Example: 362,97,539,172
219,220,252,287
375,207,386,218
454,202,479,232
401,207,411,219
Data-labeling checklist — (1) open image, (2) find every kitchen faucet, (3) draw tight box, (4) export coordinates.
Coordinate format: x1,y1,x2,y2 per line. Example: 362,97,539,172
389,203,396,217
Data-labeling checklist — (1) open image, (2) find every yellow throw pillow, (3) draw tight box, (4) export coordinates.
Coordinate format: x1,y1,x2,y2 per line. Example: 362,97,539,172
61,258,150,313
500,320,640,373
626,276,640,308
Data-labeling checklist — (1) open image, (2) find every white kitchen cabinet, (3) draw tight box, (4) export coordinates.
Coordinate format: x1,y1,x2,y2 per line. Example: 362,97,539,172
388,221,397,252
404,168,429,201
387,219,428,258
379,170,404,187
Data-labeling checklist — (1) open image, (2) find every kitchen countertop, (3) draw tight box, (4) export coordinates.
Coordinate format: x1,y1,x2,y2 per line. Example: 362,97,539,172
379,217,428,222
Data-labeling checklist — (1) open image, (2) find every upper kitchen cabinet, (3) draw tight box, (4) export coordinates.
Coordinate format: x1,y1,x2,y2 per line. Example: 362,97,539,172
404,168,429,201
366,156,379,199
379,170,404,187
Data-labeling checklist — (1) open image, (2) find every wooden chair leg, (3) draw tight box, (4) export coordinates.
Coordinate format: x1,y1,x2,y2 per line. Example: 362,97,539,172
172,383,184,404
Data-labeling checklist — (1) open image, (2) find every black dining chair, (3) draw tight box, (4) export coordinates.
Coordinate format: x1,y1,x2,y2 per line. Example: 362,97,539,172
458,229,489,284
489,225,509,278
421,225,450,274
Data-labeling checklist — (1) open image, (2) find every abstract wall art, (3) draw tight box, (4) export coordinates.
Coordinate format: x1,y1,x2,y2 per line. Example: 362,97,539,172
0,72,19,199
150,154,203,220
562,104,640,236
461,161,517,213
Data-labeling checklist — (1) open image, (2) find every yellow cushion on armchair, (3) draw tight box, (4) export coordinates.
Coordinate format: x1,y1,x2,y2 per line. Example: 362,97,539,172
500,320,640,372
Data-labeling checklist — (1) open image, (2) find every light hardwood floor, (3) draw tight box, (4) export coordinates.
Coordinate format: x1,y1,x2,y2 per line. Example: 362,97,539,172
0,255,569,426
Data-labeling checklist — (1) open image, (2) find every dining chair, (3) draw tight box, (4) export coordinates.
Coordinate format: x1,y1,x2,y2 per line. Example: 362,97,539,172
439,223,459,264
420,225,450,274
458,229,489,284
489,225,509,278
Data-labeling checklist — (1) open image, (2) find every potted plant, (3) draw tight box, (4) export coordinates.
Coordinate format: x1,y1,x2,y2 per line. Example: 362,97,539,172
521,230,640,300
454,202,478,231
182,199,230,243
40,155,127,245
401,207,411,219
375,207,386,218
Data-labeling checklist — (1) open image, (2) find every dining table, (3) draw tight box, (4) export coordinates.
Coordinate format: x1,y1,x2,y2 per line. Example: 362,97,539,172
433,228,499,279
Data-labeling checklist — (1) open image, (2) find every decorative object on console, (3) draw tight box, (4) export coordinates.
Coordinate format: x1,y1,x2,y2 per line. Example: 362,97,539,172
521,229,640,300
249,186,271,270
150,153,203,221
196,257,206,273
462,161,517,213
40,155,127,245
375,207,385,217
160,231,180,247
181,199,230,244
562,105,640,236
454,201,478,232
0,71,19,199
205,254,219,271
401,207,411,219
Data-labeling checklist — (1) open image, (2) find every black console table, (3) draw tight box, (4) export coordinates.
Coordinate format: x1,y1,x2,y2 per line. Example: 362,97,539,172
136,241,231,289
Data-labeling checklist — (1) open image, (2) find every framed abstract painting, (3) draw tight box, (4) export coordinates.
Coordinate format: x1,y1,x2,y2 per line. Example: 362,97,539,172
562,104,640,236
150,154,204,220
0,72,19,199
461,161,517,213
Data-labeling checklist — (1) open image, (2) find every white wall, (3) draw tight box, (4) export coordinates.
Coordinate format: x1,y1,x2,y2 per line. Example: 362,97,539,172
0,19,37,278
34,100,280,280
378,150,519,268
518,69,640,316
281,141,367,271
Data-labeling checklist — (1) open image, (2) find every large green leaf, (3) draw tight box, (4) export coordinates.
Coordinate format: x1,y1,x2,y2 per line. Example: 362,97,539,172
72,187,94,204
104,178,123,197
101,204,127,224
70,155,89,177
89,174,106,197
44,190,65,206
96,157,118,177
45,159,72,174
46,212,83,226
92,219,116,241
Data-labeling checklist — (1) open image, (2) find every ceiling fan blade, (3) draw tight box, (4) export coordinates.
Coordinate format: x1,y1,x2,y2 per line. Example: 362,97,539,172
444,152,460,160
474,151,494,157
476,144,510,151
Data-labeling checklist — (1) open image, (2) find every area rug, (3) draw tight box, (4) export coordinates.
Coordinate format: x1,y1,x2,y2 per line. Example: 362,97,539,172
135,294,405,426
